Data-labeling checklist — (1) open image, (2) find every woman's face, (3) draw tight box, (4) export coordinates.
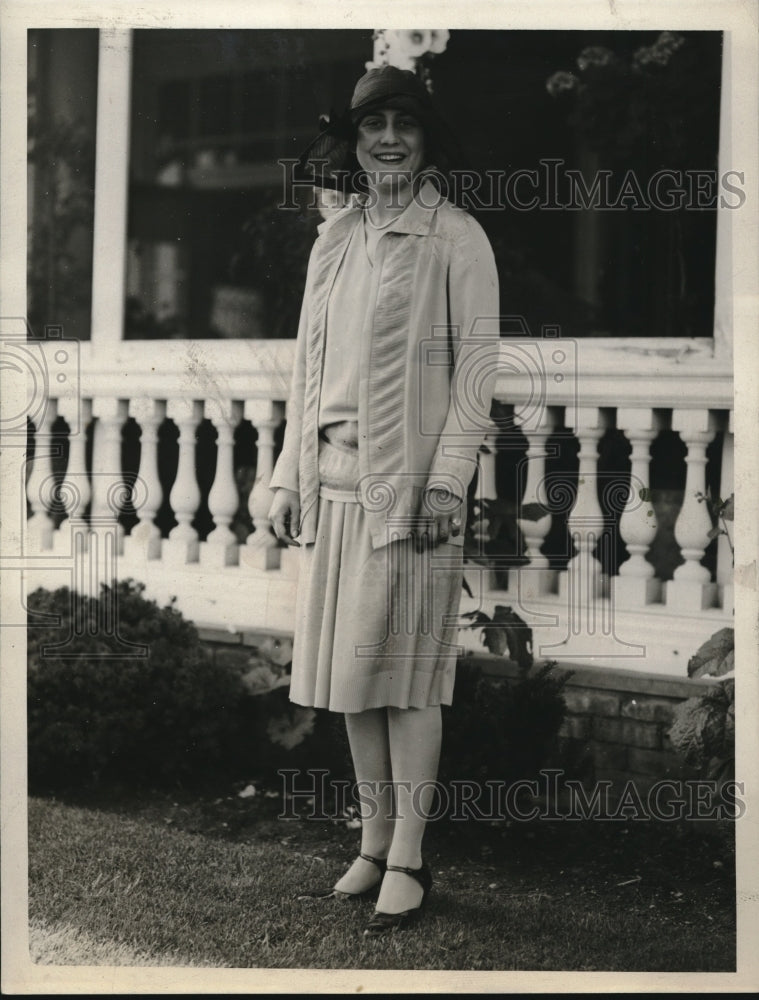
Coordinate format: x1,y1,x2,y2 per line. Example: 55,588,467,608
355,107,426,189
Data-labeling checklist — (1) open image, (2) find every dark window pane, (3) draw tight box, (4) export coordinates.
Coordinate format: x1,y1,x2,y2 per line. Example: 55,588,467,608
199,75,232,135
158,79,191,140
240,70,280,135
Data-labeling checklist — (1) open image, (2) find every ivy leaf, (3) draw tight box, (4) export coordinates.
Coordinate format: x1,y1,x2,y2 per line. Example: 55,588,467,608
687,627,735,679
720,494,734,521
489,605,533,670
669,682,734,770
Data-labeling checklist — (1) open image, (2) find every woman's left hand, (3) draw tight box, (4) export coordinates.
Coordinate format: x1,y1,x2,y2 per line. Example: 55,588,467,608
416,489,463,552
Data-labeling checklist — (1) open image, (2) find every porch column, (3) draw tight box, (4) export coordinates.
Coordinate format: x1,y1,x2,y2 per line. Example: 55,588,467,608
90,29,132,353
713,29,733,361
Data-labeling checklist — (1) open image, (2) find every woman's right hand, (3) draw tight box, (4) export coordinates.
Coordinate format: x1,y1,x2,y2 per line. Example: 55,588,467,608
269,488,301,546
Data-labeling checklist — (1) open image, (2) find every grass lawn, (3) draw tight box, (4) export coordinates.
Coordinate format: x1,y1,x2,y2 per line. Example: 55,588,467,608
27,785,735,972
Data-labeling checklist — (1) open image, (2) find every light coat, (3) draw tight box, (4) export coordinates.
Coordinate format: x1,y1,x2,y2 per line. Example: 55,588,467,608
269,178,500,549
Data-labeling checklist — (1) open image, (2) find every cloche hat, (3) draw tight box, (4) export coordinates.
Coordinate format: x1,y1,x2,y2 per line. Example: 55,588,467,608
294,65,467,194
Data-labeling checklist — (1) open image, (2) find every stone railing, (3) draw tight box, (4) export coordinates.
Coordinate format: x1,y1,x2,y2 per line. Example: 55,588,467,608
23,335,733,676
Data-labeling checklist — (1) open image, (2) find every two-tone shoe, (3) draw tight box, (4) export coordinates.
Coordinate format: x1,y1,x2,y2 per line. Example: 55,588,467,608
363,863,432,935
296,852,387,901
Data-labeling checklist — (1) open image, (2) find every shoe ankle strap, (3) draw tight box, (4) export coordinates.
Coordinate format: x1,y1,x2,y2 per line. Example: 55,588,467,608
359,852,388,871
386,863,423,876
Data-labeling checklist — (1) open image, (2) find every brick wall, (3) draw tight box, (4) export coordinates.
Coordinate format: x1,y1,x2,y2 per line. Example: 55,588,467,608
472,654,709,792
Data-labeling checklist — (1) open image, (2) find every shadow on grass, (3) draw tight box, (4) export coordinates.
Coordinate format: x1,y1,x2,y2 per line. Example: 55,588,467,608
27,785,736,972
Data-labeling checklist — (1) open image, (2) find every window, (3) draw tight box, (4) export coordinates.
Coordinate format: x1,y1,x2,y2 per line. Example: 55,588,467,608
124,29,372,340
121,28,722,341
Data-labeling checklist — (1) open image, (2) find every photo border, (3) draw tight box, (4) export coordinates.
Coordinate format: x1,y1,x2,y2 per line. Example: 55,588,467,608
2,0,757,993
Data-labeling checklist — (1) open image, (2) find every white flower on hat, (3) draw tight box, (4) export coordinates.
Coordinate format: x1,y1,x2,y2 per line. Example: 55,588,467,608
394,30,433,56
428,30,450,54
371,28,449,72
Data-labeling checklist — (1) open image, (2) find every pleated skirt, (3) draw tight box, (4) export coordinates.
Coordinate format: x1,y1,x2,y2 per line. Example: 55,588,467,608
289,438,464,713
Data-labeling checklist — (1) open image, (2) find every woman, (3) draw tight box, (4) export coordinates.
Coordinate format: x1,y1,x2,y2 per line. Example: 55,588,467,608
269,65,499,935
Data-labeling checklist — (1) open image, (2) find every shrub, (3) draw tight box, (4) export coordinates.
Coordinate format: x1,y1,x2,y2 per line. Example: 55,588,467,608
27,582,249,791
440,658,571,792
27,583,566,803
440,606,571,793
27,581,354,794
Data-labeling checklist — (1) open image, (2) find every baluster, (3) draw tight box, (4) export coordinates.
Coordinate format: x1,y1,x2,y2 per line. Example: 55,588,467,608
26,400,57,553
163,398,203,564
201,399,243,568
124,397,165,560
560,407,608,607
91,398,127,527
53,398,93,556
613,408,662,606
242,399,284,571
472,420,498,595
516,406,557,598
718,410,734,613
665,408,718,611
89,397,128,596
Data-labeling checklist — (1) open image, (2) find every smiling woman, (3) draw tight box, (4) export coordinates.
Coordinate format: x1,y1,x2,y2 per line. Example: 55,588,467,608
268,65,500,937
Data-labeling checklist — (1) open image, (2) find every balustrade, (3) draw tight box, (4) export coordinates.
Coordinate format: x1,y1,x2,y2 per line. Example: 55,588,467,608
23,341,733,675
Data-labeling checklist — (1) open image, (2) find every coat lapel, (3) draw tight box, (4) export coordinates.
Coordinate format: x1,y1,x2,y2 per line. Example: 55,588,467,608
299,210,359,520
